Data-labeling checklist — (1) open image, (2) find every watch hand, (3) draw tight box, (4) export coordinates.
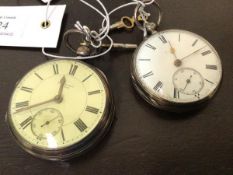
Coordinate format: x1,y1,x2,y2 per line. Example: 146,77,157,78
168,41,178,59
15,77,66,114
183,81,189,90
180,45,207,61
183,75,192,90
14,95,60,114
41,116,59,128
57,76,66,101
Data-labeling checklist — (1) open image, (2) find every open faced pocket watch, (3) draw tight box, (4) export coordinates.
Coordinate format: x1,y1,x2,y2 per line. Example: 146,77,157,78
6,59,115,161
131,1,222,112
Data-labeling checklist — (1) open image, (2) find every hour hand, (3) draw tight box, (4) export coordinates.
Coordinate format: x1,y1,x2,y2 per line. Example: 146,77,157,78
57,76,66,99
168,41,178,59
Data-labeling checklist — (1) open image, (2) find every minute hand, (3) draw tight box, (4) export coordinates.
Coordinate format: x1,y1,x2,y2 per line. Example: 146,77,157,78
180,45,207,61
14,95,59,114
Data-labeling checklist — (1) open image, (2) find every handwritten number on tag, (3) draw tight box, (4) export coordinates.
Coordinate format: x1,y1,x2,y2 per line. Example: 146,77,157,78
0,22,9,29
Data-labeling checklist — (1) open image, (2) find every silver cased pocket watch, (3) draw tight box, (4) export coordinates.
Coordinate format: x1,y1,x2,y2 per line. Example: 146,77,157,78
6,59,115,161
131,2,222,112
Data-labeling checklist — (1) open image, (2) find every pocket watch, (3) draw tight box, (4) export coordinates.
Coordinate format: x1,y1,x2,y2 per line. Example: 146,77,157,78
6,59,115,161
131,2,222,112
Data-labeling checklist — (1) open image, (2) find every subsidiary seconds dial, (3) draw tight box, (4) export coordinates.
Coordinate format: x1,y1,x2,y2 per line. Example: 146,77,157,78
131,29,222,112
173,68,204,96
31,108,64,140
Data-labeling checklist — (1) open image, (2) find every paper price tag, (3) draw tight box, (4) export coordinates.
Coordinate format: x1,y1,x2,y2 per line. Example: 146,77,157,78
0,5,66,48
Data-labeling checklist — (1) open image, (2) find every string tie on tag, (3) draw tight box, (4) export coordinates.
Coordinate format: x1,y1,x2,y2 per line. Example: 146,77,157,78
74,21,102,48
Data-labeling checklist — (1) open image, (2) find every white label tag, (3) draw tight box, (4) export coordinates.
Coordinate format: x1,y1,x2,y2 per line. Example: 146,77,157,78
41,0,53,3
0,5,66,48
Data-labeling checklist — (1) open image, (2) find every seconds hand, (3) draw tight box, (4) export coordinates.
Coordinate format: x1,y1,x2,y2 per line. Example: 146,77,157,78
41,116,60,128
183,75,193,90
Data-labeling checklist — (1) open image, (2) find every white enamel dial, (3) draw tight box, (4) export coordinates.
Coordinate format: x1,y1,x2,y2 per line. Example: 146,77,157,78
133,29,222,104
8,60,110,151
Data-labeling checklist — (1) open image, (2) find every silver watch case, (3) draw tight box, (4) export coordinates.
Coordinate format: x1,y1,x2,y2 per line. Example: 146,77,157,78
6,59,115,161
130,29,223,113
